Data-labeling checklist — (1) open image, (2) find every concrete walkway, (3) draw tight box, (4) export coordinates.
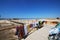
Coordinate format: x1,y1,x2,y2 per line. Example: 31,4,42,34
25,25,55,40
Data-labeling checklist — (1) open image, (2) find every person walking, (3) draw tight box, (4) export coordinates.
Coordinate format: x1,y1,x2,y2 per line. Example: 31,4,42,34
15,24,25,40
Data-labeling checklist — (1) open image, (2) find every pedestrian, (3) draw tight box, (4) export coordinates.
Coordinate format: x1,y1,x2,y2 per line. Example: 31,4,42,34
15,26,21,40
24,24,28,39
36,24,39,30
15,23,25,40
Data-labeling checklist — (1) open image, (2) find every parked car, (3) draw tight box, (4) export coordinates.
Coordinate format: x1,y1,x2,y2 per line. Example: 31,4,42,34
48,23,60,40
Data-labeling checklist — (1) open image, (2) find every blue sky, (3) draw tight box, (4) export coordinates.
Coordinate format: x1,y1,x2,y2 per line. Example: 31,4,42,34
0,0,60,18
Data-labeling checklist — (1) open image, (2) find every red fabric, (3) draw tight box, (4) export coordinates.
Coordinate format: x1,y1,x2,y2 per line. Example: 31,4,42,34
30,24,33,28
17,25,25,38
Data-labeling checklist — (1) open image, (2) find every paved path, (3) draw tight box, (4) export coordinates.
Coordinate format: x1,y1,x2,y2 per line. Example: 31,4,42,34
25,25,55,40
